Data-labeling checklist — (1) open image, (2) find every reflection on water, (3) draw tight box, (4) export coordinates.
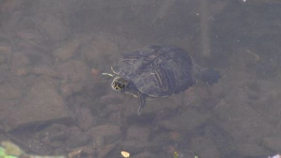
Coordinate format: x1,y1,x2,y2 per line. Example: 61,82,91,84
0,0,281,157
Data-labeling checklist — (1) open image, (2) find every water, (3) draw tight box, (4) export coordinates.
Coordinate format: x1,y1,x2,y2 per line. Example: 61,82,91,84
0,0,280,157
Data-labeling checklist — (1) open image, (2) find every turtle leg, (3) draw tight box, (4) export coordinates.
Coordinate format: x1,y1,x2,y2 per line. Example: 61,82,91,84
137,92,146,115
101,73,114,81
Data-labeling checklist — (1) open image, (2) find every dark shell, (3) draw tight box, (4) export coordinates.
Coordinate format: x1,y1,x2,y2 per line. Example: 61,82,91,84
111,45,194,97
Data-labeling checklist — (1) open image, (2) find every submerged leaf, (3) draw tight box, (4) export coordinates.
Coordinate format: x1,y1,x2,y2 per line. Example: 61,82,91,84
121,151,130,158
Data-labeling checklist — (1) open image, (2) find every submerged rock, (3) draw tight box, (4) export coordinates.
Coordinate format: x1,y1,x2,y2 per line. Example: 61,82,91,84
0,83,21,100
127,126,150,142
262,136,281,152
87,125,121,144
4,77,73,131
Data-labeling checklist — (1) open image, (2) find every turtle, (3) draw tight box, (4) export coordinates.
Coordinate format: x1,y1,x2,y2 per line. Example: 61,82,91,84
102,45,220,115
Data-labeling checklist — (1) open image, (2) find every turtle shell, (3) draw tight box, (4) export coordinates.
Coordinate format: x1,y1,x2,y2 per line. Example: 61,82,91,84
111,45,194,97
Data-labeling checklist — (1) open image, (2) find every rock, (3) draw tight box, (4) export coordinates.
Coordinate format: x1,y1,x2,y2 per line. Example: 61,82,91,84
15,67,29,76
0,69,8,84
11,52,30,71
79,145,96,156
17,31,42,40
152,133,170,145
154,108,178,122
0,53,6,65
108,111,122,126
93,135,105,149
167,132,182,142
119,140,155,153
65,126,91,149
190,137,220,158
157,108,210,131
5,74,37,96
30,66,62,78
53,148,65,156
142,97,179,114
203,124,234,155
30,0,80,18
262,136,281,152
100,93,125,106
49,141,64,148
162,145,177,156
88,125,121,144
163,144,196,158
214,89,274,143
100,104,122,116
58,60,89,82
183,86,211,107
15,66,61,78
0,83,21,100
38,15,68,41
98,144,116,158
27,138,53,155
127,126,150,142
132,151,157,158
236,144,269,157
91,68,103,86
0,101,17,130
39,124,68,144
161,146,195,158
60,84,74,98
52,39,80,61
57,60,91,97
0,45,11,53
67,145,96,158
81,33,120,66
75,106,96,131
88,125,121,137
1,0,24,13
248,81,281,127
80,32,140,70
5,77,73,131
175,150,196,158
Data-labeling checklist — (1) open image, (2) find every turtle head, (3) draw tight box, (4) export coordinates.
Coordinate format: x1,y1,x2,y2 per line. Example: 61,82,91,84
111,76,129,91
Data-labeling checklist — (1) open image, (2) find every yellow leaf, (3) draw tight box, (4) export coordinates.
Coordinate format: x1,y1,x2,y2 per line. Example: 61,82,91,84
121,151,130,158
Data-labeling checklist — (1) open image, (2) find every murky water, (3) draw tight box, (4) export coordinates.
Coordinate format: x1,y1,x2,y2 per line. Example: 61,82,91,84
0,0,281,158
